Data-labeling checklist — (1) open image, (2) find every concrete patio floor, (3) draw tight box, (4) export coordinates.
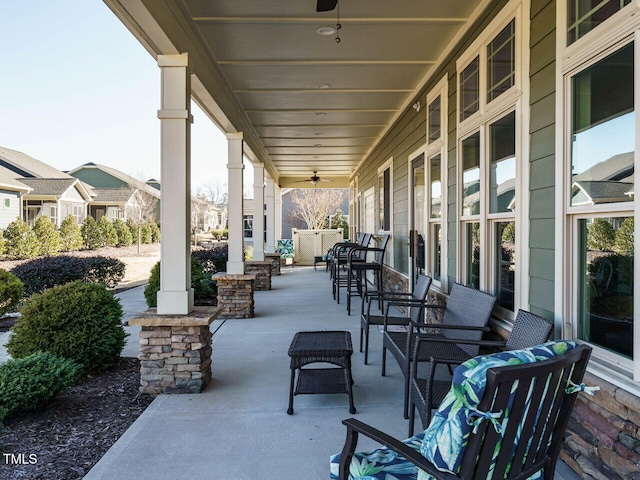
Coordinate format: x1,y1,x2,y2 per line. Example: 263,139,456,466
85,266,580,480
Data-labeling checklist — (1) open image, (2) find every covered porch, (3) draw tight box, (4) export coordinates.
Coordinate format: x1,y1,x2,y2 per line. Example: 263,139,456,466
85,267,578,479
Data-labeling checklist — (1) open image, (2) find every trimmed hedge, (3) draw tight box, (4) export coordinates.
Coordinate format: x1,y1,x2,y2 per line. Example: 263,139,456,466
3,218,39,259
59,215,83,252
144,256,215,307
33,216,61,256
11,255,125,297
191,244,228,274
7,281,126,374
81,216,103,250
0,352,79,420
0,269,23,316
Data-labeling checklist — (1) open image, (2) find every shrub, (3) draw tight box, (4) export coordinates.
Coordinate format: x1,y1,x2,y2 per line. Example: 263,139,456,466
587,218,615,252
615,217,634,255
3,218,39,260
501,221,516,244
0,229,5,257
140,222,152,244
7,281,126,374
99,216,118,247
33,216,61,256
113,218,133,246
144,256,215,307
0,352,79,420
126,219,139,244
210,228,228,239
192,244,228,274
11,255,125,296
0,269,23,316
149,221,161,243
81,216,103,250
59,215,83,252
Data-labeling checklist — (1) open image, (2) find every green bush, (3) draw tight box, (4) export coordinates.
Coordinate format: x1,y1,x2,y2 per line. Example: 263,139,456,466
501,221,516,244
144,256,215,307
0,229,5,257
0,352,79,420
7,281,126,374
33,216,61,256
615,217,634,255
330,209,349,239
59,215,83,252
127,219,140,244
81,216,103,250
114,218,133,246
3,218,39,260
149,222,161,243
587,218,615,252
191,244,228,274
11,255,125,297
99,217,118,247
0,269,23,316
140,222,152,244
210,228,228,239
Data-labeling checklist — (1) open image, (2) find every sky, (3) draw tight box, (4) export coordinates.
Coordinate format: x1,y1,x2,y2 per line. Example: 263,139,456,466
0,0,244,194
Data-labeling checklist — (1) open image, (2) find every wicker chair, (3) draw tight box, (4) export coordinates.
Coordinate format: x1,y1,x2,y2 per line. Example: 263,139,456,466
332,343,594,480
331,233,371,304
359,274,432,365
345,233,390,315
408,308,553,436
382,283,496,419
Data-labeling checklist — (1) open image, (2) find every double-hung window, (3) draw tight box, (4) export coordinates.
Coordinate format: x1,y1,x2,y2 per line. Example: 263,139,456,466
457,3,522,315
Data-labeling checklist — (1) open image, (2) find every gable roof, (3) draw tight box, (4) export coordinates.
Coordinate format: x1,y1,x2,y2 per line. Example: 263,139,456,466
91,188,138,203
68,162,161,199
0,166,31,192
19,177,93,200
0,146,72,179
572,180,634,204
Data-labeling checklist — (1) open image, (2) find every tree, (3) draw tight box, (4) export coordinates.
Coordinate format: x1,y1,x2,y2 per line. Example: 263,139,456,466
3,218,39,260
33,216,61,256
203,180,228,205
615,217,634,255
330,209,349,239
128,188,160,253
99,217,118,247
81,216,103,250
59,215,83,252
0,230,5,257
587,218,615,251
287,189,346,230
113,218,133,246
191,193,210,234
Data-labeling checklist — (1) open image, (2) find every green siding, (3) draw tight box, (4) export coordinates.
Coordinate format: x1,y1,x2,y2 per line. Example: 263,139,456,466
71,168,127,189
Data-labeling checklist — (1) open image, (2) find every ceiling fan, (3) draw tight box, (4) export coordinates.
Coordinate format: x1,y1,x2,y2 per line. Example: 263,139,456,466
317,0,338,12
295,171,333,186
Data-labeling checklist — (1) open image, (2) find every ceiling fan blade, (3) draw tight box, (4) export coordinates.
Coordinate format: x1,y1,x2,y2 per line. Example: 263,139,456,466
317,0,338,12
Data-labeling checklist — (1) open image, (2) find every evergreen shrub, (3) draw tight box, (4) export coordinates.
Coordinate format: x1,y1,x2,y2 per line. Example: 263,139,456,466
33,216,61,256
3,218,39,259
0,269,23,316
99,217,118,247
59,215,83,252
144,256,215,307
113,218,133,246
81,216,103,250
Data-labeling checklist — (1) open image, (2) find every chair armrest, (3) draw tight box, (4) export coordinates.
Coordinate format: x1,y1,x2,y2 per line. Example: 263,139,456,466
409,321,491,333
414,334,506,348
339,418,455,480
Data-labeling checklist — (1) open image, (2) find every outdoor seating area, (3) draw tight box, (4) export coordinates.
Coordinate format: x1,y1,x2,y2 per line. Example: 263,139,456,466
85,267,583,480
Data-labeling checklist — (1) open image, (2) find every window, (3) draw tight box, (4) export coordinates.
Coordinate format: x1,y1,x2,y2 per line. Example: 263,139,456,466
429,154,443,284
48,205,58,225
460,57,480,122
243,215,253,238
487,20,515,102
462,132,481,216
379,167,391,231
428,96,441,143
3,197,10,208
568,0,632,45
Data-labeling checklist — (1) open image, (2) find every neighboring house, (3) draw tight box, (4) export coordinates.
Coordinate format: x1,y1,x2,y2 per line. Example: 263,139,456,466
0,146,92,227
68,162,161,222
192,196,226,232
0,168,31,229
243,198,254,241
88,188,144,221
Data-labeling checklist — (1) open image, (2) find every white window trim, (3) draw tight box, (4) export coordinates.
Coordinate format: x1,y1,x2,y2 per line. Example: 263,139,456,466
378,157,394,268
408,146,427,281
556,5,640,383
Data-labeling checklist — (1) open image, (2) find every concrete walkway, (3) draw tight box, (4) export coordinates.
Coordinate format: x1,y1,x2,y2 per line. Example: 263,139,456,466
82,267,579,480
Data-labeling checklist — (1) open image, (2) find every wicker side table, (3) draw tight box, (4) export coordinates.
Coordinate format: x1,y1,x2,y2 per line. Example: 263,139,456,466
287,330,356,415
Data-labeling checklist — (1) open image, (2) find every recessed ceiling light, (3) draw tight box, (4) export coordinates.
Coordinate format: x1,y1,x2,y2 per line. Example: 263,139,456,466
316,83,331,89
316,26,337,36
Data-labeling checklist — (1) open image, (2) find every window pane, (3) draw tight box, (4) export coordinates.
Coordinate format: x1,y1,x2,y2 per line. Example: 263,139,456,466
431,223,442,283
379,168,391,231
568,0,632,44
489,112,516,213
578,217,634,358
571,43,634,206
430,155,442,219
428,96,441,142
487,19,515,102
496,221,516,311
460,57,480,121
413,164,425,278
465,222,481,289
462,132,481,216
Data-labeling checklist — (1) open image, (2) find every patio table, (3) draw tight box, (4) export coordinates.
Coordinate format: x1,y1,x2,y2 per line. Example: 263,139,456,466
287,330,356,415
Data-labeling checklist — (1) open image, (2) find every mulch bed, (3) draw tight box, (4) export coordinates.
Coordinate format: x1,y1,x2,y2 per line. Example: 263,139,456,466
0,358,153,480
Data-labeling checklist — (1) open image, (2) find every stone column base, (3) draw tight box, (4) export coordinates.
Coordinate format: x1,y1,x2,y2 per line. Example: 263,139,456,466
214,273,256,318
129,306,219,394
264,253,282,275
245,260,272,290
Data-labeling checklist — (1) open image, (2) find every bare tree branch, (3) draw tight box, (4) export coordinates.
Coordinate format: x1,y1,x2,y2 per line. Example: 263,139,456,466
289,189,346,230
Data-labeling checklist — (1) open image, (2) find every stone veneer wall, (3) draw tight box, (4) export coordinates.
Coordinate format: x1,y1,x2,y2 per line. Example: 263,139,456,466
214,273,256,318
264,253,281,275
244,260,272,290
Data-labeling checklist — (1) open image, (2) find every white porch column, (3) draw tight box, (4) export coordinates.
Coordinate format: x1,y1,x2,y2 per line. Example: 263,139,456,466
226,132,245,274
265,177,276,253
275,184,283,242
156,53,194,315
252,163,265,261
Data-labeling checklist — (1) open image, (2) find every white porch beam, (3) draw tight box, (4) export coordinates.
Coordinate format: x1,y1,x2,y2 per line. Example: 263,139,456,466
157,53,194,315
226,132,245,274
252,163,265,261
265,177,276,253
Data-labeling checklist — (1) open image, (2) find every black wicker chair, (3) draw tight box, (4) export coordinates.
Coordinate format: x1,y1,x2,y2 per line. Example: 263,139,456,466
382,282,496,419
408,308,553,436
331,233,371,304
360,274,432,365
333,344,593,480
345,233,390,315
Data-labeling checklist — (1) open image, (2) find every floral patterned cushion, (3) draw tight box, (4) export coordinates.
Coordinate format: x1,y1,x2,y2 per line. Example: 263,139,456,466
276,239,294,258
419,340,578,479
329,431,427,480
